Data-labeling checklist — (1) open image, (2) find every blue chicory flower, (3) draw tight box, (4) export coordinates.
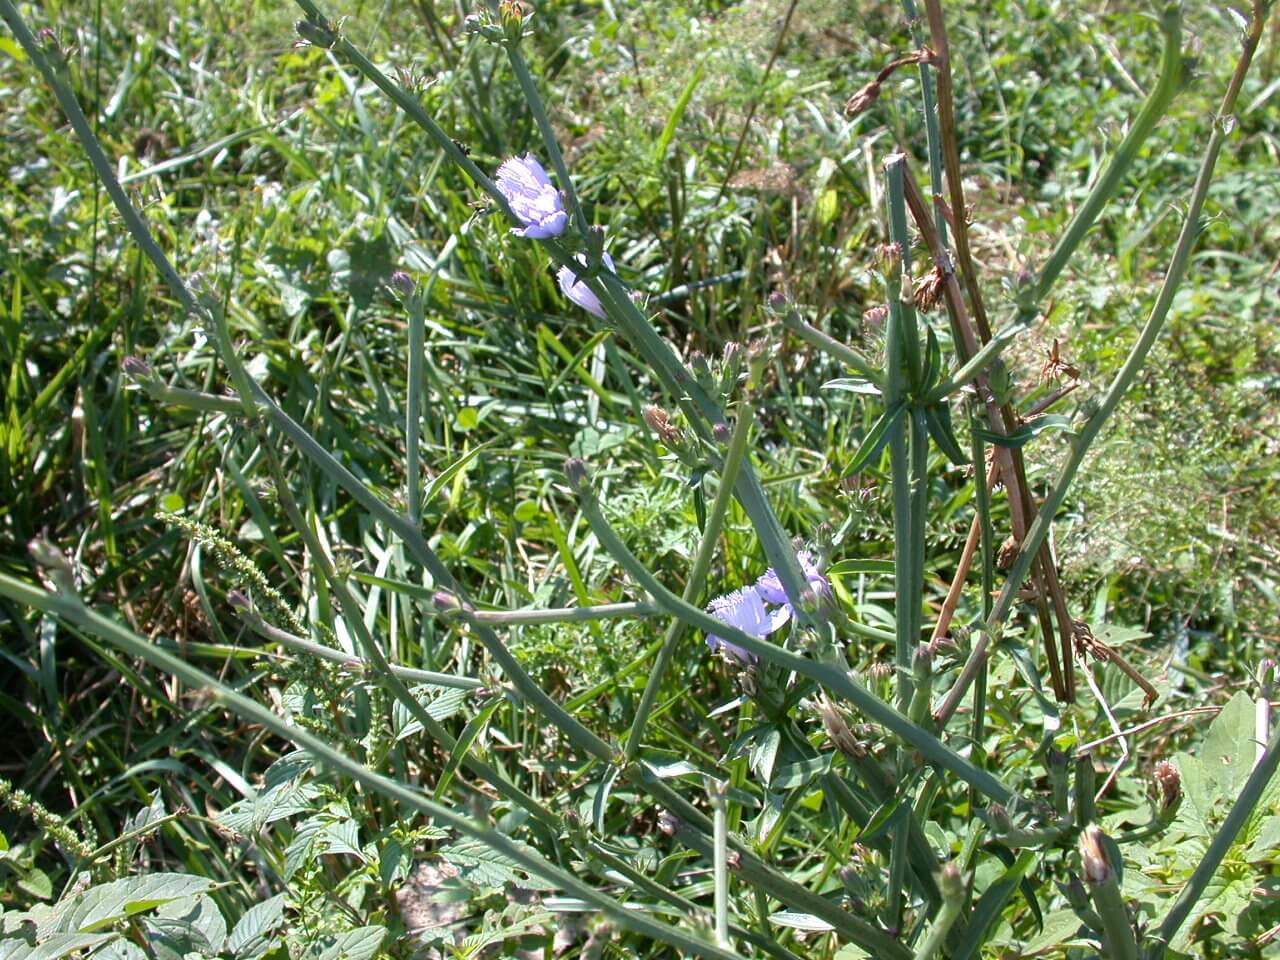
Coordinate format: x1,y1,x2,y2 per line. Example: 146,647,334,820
754,550,831,628
706,586,789,662
495,154,568,239
557,253,616,319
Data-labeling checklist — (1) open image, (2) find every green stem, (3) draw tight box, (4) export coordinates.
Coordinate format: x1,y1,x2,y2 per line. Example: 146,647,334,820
710,779,730,946
626,406,753,760
236,607,483,689
505,40,591,238
1028,4,1184,312
780,309,882,384
900,0,948,247
1091,878,1138,960
472,600,659,625
405,290,425,525
0,574,742,960
131,377,244,416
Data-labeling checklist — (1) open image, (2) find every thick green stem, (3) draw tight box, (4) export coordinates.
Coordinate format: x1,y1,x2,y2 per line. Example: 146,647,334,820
884,153,926,927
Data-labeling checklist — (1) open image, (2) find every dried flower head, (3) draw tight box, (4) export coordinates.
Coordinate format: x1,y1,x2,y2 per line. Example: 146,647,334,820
816,693,865,759
1078,825,1114,886
844,80,882,118
1153,760,1181,813
914,266,946,312
642,405,681,446
863,305,888,331
997,535,1020,570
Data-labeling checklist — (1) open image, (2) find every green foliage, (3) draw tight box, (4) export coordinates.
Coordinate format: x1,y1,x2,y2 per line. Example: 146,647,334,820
1,0,1279,958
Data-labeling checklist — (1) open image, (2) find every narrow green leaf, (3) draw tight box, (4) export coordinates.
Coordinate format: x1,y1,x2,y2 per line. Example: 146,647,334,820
844,401,906,476
654,64,705,164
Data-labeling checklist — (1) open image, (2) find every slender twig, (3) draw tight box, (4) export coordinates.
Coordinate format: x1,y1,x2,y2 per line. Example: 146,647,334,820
715,0,802,201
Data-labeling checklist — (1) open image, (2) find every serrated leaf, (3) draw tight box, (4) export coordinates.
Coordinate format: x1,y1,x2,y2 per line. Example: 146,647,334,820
441,839,558,891
50,874,214,934
749,727,781,785
315,926,386,960
226,894,286,960
393,685,470,742
1201,691,1256,804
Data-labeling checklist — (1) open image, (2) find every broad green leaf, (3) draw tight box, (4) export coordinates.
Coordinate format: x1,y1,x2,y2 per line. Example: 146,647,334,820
442,839,558,891
50,874,213,934
2,932,116,960
315,926,386,960
16,867,52,901
1022,909,1089,954
156,896,225,955
226,894,286,960
1201,691,1256,804
141,915,216,960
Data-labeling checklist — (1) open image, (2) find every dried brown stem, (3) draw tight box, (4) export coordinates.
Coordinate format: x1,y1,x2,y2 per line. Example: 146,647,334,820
900,164,1074,700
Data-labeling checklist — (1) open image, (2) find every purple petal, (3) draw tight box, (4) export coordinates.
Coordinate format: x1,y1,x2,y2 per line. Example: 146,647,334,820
495,154,566,239
755,568,787,605
755,550,830,607
558,253,616,319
